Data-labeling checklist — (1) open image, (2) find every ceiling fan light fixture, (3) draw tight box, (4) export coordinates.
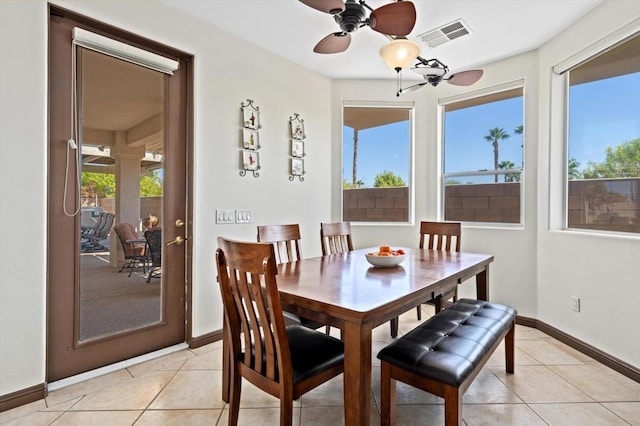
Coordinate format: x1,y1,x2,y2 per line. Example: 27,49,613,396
379,38,420,71
411,63,447,77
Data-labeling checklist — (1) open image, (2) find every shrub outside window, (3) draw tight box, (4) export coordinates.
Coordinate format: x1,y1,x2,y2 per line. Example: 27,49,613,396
342,104,412,223
566,34,640,234
442,86,524,224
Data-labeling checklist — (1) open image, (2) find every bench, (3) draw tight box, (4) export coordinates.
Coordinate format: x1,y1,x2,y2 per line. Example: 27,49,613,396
377,299,516,426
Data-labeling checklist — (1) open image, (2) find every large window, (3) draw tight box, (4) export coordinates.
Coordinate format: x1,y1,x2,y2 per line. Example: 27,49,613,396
342,104,412,223
566,34,640,234
441,85,524,224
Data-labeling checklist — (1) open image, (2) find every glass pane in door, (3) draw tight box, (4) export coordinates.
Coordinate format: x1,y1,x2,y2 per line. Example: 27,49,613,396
78,49,164,342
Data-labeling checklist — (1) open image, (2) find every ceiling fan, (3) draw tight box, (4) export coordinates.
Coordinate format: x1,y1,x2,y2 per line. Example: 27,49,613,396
299,0,417,54
396,57,484,96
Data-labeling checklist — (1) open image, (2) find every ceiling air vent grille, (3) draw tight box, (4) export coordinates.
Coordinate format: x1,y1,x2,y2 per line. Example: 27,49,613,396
418,19,471,48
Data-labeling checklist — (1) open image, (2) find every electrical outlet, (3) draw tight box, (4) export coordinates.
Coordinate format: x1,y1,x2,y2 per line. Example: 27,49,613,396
216,209,235,224
236,209,253,224
571,296,580,312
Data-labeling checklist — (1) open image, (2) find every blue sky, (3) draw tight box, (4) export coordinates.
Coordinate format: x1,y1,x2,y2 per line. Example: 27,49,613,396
343,72,639,187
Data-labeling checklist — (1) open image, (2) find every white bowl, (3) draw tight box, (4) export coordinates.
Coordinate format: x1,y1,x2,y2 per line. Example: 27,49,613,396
365,253,406,268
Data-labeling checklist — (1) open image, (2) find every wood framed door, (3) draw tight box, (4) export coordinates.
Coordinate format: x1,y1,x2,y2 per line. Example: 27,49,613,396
47,7,193,382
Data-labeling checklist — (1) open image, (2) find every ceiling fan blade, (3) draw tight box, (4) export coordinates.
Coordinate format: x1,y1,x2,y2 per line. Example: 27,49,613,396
370,1,416,36
299,0,345,14
447,70,484,86
313,32,352,54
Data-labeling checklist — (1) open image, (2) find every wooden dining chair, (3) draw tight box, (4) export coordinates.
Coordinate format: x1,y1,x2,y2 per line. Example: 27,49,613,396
320,222,353,256
416,221,462,319
257,224,303,264
257,224,328,333
216,237,345,426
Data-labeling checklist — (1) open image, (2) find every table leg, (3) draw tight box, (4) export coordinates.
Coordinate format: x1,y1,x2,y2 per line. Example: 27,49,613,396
342,321,373,425
476,265,490,301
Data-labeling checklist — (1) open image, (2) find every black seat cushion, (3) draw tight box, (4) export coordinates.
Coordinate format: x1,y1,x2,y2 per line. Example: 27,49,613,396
377,299,516,386
240,324,344,384
287,325,344,383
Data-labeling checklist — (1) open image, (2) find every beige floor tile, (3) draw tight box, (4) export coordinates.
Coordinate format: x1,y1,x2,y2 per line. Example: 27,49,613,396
126,350,195,377
180,347,222,371
50,410,142,425
544,337,596,362
45,369,132,406
42,397,83,412
514,325,549,340
370,369,442,406
135,409,223,425
463,369,523,404
300,375,346,407
516,339,585,365
487,342,541,367
0,399,47,423
393,404,444,426
149,370,226,410
463,403,547,425
549,364,640,402
231,378,301,409
70,370,175,411
586,362,640,394
300,406,381,425
0,411,62,426
189,340,222,356
217,407,301,426
490,365,593,403
531,402,630,425
603,402,640,425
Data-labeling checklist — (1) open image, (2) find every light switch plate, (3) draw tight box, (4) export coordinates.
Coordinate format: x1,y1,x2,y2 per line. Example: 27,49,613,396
216,209,235,224
236,209,253,224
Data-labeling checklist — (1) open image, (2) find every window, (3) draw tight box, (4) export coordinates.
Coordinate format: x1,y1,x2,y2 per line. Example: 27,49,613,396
441,85,524,224
566,34,640,234
342,104,412,223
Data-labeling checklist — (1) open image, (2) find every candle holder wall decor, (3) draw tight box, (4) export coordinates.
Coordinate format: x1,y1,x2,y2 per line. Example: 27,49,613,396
240,99,262,177
289,113,306,182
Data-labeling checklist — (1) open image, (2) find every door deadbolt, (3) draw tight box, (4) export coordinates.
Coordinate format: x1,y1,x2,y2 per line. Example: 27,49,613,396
175,219,185,228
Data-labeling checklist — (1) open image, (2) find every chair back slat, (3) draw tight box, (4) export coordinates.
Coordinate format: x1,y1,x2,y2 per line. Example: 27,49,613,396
320,222,353,255
419,221,461,252
216,237,290,382
257,224,303,264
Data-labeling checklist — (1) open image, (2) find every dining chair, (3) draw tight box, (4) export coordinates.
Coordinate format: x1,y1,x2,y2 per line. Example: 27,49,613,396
216,237,345,426
416,221,462,319
257,224,328,333
144,228,162,283
320,221,353,256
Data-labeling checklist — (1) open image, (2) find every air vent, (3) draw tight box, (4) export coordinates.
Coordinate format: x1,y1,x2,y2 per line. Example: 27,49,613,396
418,19,471,48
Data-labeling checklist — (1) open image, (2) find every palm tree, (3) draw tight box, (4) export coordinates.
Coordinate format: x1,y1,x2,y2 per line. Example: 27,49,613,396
498,160,518,182
484,127,510,182
513,125,523,136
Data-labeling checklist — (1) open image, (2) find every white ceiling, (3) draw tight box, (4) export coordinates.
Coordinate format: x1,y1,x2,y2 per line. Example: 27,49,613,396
161,0,604,82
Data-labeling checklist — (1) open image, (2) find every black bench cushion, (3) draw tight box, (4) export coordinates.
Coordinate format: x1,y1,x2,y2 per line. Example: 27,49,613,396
377,299,516,387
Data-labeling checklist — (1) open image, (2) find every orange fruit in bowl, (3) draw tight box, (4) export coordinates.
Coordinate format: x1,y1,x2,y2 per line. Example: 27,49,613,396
379,245,392,253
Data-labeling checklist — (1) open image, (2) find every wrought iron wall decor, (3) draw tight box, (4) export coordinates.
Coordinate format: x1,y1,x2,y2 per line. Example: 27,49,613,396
240,99,261,177
289,113,306,182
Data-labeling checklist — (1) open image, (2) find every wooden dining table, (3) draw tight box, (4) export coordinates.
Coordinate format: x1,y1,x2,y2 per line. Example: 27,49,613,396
222,247,494,425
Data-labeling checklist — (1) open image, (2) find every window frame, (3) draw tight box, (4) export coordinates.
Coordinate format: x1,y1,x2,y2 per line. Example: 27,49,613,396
554,26,640,236
341,100,415,225
438,80,526,227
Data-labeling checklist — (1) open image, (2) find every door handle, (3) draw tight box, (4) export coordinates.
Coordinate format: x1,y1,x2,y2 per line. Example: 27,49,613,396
166,236,186,246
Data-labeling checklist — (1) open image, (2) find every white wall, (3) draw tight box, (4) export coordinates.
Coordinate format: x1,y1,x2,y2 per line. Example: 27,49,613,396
537,0,640,366
0,0,332,396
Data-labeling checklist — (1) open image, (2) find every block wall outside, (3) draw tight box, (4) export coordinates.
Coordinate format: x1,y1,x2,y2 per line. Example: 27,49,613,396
343,178,639,234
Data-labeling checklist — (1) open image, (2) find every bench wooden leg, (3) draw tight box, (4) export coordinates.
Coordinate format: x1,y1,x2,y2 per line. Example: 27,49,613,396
390,317,399,338
505,320,515,374
380,362,396,426
443,384,462,426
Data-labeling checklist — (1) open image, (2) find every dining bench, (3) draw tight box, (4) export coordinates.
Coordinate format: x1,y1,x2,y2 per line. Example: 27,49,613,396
377,299,516,426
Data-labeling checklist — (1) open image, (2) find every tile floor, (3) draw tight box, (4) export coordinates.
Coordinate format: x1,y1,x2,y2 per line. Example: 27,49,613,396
2,308,639,425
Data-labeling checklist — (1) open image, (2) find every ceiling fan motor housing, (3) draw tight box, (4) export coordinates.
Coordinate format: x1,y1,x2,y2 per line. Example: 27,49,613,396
334,1,367,33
